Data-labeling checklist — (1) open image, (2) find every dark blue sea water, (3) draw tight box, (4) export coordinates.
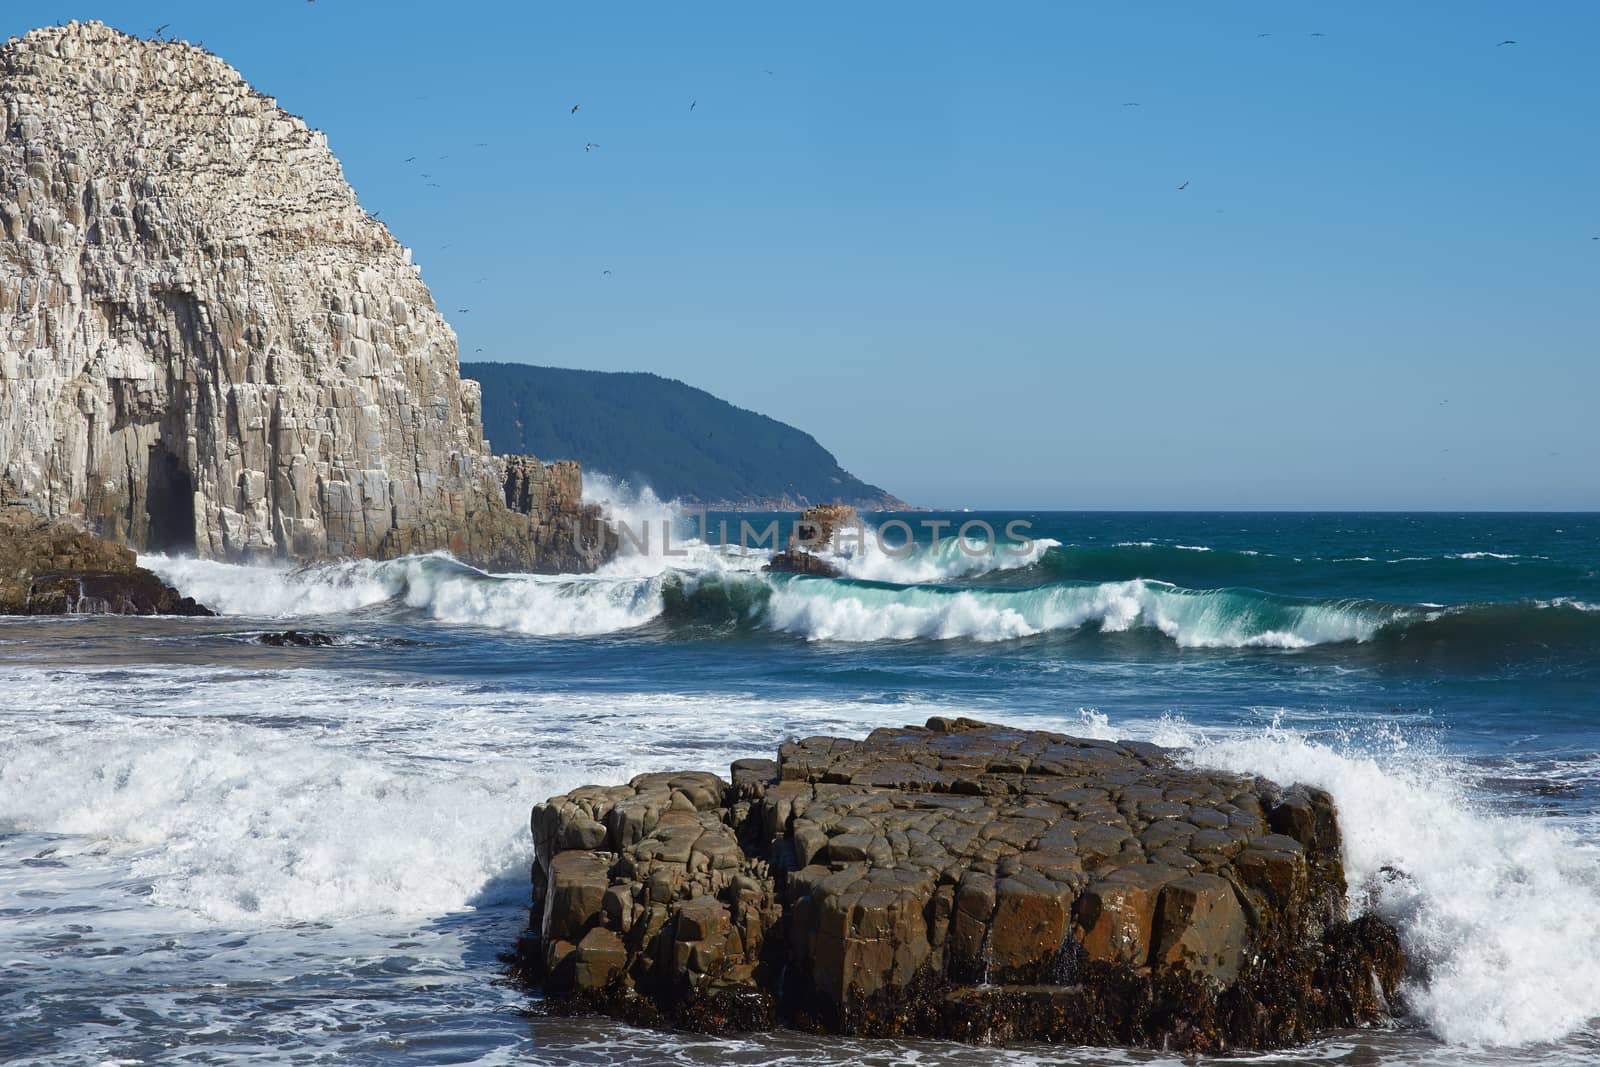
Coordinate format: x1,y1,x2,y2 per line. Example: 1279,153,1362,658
3,504,1597,1065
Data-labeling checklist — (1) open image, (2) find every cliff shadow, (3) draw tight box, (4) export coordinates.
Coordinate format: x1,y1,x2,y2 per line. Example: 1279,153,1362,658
144,444,196,552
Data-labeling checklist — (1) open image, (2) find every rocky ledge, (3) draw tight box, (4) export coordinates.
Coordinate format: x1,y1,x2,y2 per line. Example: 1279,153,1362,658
514,717,1403,1052
0,508,210,615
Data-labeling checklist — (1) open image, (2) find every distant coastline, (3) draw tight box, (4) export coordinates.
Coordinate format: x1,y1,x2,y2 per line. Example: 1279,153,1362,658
463,362,909,511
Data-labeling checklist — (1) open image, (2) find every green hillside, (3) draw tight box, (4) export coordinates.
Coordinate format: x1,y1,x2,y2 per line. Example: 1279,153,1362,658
460,363,905,509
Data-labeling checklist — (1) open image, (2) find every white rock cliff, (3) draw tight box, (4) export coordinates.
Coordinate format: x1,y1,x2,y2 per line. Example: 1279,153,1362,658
0,22,609,570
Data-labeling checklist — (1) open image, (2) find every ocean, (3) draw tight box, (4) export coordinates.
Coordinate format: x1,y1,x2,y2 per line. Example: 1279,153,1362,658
3,492,1598,1065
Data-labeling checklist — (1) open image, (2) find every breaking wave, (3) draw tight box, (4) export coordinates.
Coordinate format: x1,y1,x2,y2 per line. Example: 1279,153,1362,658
140,487,1599,653
1161,716,1600,1048
144,550,1600,654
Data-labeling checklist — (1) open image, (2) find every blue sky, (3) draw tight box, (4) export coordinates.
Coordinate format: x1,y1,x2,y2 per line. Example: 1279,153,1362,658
7,2,1597,508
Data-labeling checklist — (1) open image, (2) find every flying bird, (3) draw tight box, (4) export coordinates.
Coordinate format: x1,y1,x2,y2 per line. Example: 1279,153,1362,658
458,308,470,313
1178,180,1190,190
1122,102,1142,107
404,156,416,163
585,142,600,152
153,24,169,36
475,347,484,353
1497,40,1517,46
690,100,697,111
571,104,581,114
602,270,612,276
1257,33,1272,38
1310,32,1326,38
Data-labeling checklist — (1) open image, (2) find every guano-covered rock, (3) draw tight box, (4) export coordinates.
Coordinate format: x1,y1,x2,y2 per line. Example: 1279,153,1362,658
0,22,610,572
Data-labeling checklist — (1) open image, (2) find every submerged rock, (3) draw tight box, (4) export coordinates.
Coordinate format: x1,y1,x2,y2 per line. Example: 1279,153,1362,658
0,509,211,616
515,717,1404,1052
762,549,842,578
255,630,336,647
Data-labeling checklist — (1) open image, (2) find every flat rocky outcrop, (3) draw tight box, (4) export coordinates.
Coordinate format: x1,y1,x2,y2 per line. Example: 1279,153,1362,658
515,718,1403,1052
0,507,209,615
0,22,610,573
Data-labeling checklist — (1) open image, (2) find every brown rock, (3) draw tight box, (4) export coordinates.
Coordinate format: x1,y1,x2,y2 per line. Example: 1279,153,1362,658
989,869,1074,979
0,509,212,616
1152,874,1248,983
792,504,861,551
516,717,1405,1053
573,927,628,991
1076,863,1176,966
543,852,611,944
763,548,842,578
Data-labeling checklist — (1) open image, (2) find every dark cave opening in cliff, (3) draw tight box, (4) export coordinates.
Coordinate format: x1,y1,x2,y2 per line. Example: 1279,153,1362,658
145,446,196,553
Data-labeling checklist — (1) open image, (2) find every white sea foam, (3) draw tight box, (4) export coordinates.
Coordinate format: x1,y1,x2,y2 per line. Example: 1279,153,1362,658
0,666,943,925
829,533,1059,585
1140,715,1600,1049
146,549,1408,648
1,718,538,923
3,662,1598,1057
144,553,671,636
142,553,408,615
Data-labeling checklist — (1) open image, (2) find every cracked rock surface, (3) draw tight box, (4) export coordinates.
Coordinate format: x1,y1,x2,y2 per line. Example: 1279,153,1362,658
0,22,609,572
517,717,1404,1052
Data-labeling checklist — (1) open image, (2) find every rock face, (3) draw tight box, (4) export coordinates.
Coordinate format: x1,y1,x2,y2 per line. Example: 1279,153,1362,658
763,503,860,578
516,718,1404,1052
0,22,611,573
0,507,210,614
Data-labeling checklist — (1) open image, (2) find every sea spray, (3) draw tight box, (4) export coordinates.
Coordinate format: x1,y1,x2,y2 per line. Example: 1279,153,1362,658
1155,716,1600,1048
